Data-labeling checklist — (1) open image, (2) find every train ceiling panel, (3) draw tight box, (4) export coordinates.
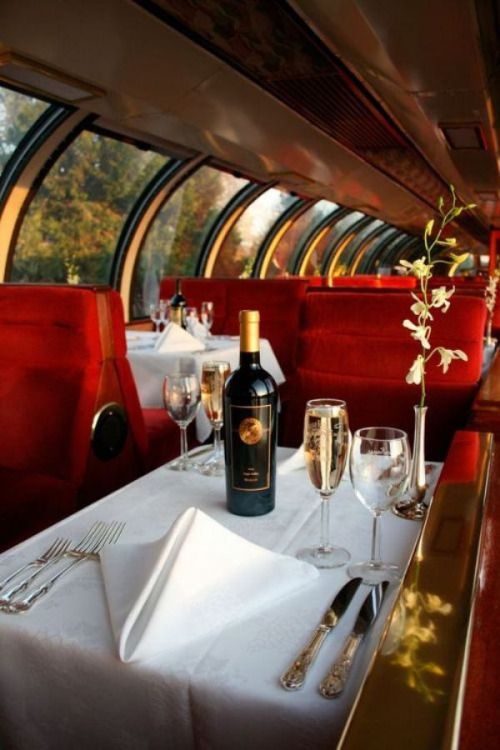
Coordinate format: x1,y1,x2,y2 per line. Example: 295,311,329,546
0,0,497,247
132,0,493,243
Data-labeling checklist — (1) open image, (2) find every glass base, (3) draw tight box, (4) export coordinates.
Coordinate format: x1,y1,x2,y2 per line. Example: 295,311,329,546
347,560,400,585
197,452,225,477
165,456,197,472
393,499,427,521
296,545,350,569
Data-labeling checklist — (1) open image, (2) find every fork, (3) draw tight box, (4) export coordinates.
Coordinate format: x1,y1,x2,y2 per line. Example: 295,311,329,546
0,537,71,593
6,521,125,613
0,521,108,604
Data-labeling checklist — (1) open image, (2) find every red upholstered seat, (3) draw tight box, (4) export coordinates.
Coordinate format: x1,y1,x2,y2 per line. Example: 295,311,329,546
0,284,174,551
280,292,486,460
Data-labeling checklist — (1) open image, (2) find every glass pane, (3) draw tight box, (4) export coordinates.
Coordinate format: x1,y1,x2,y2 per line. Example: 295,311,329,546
212,187,296,278
133,166,248,316
265,199,337,277
12,130,169,284
0,85,50,171
302,212,363,275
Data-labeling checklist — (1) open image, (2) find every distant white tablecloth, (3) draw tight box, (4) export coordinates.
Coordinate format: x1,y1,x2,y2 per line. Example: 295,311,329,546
0,450,441,750
126,332,285,441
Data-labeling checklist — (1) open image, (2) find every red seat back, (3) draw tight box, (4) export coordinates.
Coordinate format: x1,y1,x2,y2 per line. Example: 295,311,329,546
281,291,486,460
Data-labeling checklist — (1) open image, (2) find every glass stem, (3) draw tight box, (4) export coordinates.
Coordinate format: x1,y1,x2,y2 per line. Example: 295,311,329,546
213,425,222,458
371,513,381,565
180,425,188,464
319,493,331,551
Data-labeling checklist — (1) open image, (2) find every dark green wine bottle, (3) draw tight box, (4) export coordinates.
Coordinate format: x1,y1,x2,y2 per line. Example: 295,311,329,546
169,278,187,329
224,310,277,516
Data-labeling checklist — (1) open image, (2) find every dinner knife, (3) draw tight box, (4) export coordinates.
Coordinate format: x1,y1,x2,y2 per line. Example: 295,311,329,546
319,580,389,698
280,577,362,691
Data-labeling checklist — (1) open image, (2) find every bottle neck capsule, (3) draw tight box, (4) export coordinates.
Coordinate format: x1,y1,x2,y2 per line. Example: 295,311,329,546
239,310,260,365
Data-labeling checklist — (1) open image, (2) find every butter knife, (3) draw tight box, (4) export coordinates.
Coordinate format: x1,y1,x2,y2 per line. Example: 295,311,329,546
280,577,362,690
319,580,389,698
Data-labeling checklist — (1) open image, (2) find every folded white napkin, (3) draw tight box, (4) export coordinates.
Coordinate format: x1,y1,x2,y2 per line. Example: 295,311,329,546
154,322,205,353
100,507,318,662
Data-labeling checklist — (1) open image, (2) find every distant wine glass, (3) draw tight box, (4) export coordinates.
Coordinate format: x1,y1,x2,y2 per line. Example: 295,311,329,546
159,299,169,329
163,373,201,471
297,399,350,568
198,360,231,476
348,427,410,584
149,303,161,333
201,301,214,337
185,307,199,336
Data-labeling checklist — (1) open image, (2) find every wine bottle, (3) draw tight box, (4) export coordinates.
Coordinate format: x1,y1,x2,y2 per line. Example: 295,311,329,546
224,310,278,516
169,278,187,328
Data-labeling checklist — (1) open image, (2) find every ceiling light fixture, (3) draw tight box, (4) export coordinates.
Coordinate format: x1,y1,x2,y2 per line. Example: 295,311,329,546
0,51,105,103
439,122,487,150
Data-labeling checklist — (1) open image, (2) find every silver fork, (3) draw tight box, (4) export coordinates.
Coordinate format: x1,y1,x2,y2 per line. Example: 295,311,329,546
0,521,107,604
0,538,71,593
6,521,125,613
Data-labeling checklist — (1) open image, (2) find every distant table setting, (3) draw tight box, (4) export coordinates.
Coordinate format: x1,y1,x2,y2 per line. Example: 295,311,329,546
126,327,285,441
0,447,440,750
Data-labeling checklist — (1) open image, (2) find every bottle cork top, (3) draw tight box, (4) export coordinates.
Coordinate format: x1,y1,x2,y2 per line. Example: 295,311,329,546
239,310,260,352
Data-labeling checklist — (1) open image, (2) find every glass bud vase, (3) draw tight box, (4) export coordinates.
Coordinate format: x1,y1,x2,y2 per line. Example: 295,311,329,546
485,316,494,347
394,405,427,521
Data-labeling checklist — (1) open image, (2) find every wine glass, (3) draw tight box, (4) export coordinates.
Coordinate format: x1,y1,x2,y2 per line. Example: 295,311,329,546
198,360,231,476
348,427,410,584
201,301,214,337
185,307,199,336
159,299,169,329
163,373,201,471
297,399,350,568
149,303,161,333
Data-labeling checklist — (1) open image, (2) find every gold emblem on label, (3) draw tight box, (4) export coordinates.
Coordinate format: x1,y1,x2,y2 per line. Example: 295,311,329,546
238,417,263,445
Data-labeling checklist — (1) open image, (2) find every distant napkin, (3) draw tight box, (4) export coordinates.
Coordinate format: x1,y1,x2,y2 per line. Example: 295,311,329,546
100,507,318,662
154,322,205,353
278,442,351,479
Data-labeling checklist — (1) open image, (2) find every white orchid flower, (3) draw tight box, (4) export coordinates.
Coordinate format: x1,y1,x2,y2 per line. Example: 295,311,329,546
396,258,431,279
435,347,468,374
406,355,425,385
403,319,431,349
431,286,455,312
409,292,428,317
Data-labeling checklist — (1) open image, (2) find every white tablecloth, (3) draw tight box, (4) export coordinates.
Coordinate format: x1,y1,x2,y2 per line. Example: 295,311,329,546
126,332,286,441
0,451,440,750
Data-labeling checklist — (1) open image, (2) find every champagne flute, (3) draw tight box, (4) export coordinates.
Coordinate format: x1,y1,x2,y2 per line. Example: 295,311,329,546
297,399,350,568
163,373,201,471
201,301,214,337
198,360,231,476
348,427,410,584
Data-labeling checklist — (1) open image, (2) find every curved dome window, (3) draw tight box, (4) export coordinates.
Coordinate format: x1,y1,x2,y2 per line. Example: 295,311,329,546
265,199,337,277
212,187,295,278
0,85,50,172
132,166,248,316
11,129,169,284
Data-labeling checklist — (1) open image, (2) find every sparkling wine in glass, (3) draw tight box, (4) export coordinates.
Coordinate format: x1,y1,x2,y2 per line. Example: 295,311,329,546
201,301,214,337
198,360,230,476
348,427,410,584
163,373,201,471
297,399,350,568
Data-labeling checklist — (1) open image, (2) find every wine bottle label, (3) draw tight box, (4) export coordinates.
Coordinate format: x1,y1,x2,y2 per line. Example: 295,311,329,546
170,307,183,326
229,404,272,491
